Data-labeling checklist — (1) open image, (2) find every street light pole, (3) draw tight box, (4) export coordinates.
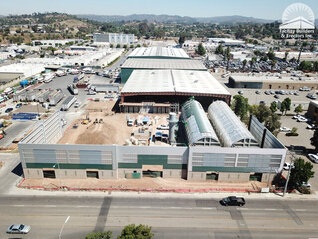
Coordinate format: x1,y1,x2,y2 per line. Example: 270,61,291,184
59,216,70,239
53,162,62,189
283,147,295,197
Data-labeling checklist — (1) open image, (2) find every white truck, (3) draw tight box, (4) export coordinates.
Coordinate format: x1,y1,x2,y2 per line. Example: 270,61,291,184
126,115,134,126
61,96,77,111
67,84,78,95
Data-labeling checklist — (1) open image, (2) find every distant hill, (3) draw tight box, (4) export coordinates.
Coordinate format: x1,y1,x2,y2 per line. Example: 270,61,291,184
78,14,275,24
77,14,197,24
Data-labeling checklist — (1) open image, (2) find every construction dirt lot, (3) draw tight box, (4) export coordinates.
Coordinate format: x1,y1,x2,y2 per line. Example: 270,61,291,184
58,100,171,146
19,177,268,192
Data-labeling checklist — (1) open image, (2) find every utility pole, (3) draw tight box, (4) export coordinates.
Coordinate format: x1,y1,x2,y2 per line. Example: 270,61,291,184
283,146,296,197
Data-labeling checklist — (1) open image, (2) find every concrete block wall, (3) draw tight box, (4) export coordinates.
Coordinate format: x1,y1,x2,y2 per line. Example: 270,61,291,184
218,172,250,182
23,168,43,179
99,170,118,179
162,169,182,178
55,169,87,179
187,172,206,181
261,173,276,184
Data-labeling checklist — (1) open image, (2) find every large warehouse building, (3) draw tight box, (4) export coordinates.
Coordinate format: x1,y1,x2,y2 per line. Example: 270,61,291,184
229,75,318,90
120,58,206,83
19,98,286,183
120,69,231,112
127,47,190,59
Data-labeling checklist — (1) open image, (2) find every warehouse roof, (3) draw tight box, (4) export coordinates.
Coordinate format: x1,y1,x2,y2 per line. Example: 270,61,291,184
208,101,259,148
230,75,318,83
181,99,220,146
128,47,189,59
121,58,206,70
121,70,231,96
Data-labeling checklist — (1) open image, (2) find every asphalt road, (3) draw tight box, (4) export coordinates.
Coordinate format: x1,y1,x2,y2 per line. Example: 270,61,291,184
0,121,35,147
0,195,317,239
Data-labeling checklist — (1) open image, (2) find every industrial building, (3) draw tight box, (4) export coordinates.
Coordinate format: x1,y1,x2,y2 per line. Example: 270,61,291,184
19,97,286,183
93,33,135,44
228,75,318,90
120,69,231,112
207,38,245,46
128,47,189,59
120,58,206,83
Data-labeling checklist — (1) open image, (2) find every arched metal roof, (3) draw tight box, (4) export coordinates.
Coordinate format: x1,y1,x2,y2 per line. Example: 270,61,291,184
208,101,259,147
181,99,220,146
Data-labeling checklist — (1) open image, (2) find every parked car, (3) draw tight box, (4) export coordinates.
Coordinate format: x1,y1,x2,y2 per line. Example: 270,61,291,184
283,162,294,170
292,114,300,119
15,103,22,108
7,224,31,234
297,116,308,122
255,90,261,94
280,127,291,132
220,196,245,206
307,124,316,130
238,90,243,95
308,154,318,163
5,108,13,113
274,95,280,99
157,124,169,130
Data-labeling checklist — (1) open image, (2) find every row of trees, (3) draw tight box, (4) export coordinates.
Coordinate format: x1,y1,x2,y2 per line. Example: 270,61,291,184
231,95,295,135
86,224,153,239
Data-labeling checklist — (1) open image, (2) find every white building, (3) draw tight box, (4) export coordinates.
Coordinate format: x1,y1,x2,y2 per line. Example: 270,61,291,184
207,38,245,46
93,33,135,44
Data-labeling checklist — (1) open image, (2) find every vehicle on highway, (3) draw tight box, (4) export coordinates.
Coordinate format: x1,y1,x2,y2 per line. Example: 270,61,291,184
308,154,318,163
220,196,245,206
7,224,31,234
5,108,13,113
280,127,291,132
15,103,22,108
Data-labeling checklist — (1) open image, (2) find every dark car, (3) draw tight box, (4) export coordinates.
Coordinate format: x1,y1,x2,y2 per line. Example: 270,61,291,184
5,108,13,113
16,103,22,108
220,196,245,206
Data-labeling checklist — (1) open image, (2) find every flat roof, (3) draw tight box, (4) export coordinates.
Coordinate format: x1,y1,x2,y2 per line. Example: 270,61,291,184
121,70,231,96
121,58,206,70
230,75,318,83
128,47,189,59
310,100,318,107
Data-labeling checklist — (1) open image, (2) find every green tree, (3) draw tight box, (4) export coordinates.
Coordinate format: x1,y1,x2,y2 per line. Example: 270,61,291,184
195,43,206,56
284,51,289,61
118,224,154,239
110,44,114,48
123,44,128,49
178,35,186,47
232,95,249,121
311,128,318,152
85,231,112,239
267,50,275,60
270,101,278,113
264,113,281,135
254,103,271,123
281,98,291,115
242,59,247,67
289,158,314,189
215,44,223,55
294,104,303,114
116,44,121,48
298,61,313,72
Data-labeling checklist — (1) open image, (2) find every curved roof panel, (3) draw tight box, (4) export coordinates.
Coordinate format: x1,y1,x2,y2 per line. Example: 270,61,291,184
208,101,258,147
181,99,220,146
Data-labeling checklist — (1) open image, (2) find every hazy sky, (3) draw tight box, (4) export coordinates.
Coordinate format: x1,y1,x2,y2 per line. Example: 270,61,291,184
1,0,317,20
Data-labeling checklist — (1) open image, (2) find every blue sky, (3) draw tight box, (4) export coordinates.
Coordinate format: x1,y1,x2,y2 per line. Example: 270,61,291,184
1,0,317,20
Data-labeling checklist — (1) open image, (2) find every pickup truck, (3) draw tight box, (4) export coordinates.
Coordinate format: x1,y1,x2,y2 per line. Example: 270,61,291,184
220,196,245,206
